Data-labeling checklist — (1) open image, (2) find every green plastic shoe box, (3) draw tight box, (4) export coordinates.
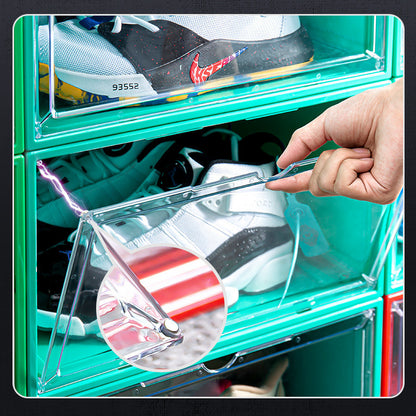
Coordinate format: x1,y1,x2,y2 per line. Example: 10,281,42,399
21,101,398,396
15,15,397,151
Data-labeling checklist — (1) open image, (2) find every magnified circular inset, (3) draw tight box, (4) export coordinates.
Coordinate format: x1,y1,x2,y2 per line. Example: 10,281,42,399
97,245,227,372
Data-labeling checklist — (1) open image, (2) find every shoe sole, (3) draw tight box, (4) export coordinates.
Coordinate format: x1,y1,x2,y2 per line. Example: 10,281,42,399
207,225,293,281
39,58,312,106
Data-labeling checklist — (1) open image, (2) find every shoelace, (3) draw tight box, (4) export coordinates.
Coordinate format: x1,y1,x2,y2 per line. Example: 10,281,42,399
202,128,242,161
111,16,160,33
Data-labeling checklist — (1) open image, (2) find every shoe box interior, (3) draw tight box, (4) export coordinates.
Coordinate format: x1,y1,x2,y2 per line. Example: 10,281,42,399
31,99,395,396
33,15,390,127
111,308,378,397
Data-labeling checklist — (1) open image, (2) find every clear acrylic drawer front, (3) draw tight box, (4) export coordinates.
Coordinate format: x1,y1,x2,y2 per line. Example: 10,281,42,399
38,15,388,118
390,192,403,289
38,170,389,394
114,308,378,397
389,299,404,396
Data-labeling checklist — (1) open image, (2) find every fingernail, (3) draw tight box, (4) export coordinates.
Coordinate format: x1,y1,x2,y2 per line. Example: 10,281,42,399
359,157,374,162
265,183,279,190
352,148,370,154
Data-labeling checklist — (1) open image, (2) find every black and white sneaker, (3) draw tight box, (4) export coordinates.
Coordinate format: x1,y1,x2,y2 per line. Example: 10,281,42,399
101,160,294,303
38,15,314,104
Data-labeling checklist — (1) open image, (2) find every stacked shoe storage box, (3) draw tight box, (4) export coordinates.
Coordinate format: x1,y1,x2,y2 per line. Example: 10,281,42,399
13,15,404,397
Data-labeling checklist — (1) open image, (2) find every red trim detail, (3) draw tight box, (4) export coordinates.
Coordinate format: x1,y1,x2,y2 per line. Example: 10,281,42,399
381,291,404,396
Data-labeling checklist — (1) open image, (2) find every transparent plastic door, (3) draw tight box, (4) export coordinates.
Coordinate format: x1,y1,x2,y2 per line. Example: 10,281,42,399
37,167,391,393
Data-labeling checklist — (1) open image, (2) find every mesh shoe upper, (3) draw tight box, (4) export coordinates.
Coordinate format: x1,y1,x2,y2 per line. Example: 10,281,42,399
144,15,301,41
38,19,137,76
39,15,302,70
37,141,184,228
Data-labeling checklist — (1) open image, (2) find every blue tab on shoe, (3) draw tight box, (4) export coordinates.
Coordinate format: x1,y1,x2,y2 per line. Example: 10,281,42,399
79,16,114,30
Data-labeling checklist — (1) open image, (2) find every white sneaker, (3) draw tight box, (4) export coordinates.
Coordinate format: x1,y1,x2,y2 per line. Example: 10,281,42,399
101,161,294,297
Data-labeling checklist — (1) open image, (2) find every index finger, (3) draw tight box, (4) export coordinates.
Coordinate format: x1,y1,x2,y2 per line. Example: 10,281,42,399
265,170,312,193
277,112,330,169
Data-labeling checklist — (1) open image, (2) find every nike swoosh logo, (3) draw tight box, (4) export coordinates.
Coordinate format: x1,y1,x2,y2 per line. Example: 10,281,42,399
190,47,248,85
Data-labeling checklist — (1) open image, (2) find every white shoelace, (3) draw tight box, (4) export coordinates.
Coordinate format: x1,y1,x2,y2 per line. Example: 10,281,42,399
111,16,160,34
202,128,243,161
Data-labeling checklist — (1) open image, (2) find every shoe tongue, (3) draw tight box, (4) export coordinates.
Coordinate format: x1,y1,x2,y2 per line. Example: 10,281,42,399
201,161,276,184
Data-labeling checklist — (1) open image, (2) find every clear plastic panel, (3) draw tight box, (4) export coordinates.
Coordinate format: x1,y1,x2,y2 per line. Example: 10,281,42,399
391,237,404,288
38,15,387,118
390,191,404,289
38,220,121,392
112,308,376,397
38,167,389,393
35,16,51,125
363,190,403,286
388,299,404,396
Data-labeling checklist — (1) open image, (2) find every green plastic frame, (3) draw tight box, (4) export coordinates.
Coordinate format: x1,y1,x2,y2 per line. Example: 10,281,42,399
18,15,395,151
14,155,27,396
14,18,24,154
392,17,404,78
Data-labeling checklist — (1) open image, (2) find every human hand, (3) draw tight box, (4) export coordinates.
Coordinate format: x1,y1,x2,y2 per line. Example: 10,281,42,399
266,79,403,204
